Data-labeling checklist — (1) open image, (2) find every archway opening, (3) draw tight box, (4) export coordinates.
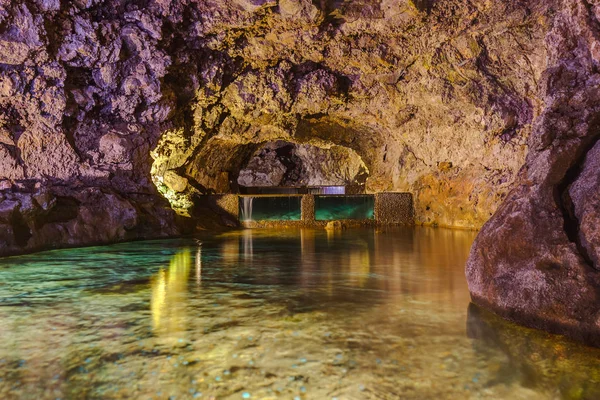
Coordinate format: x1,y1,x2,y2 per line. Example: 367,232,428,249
236,140,369,194
151,134,371,219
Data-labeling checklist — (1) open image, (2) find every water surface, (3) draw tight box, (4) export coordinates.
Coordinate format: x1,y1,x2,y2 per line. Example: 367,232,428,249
314,195,374,221
0,228,599,399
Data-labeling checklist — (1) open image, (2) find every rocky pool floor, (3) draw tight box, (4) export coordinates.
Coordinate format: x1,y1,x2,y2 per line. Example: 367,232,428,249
0,227,599,399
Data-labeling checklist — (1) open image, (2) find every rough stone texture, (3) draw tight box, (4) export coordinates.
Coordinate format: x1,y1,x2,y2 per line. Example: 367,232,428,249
148,0,552,229
0,184,179,257
569,141,600,270
214,194,240,220
466,0,600,346
237,141,368,188
238,144,288,188
0,0,575,255
193,194,240,229
0,0,186,254
374,192,414,225
301,194,316,223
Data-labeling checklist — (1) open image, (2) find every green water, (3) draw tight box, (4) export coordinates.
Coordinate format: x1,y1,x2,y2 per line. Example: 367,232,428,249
314,195,374,221
0,228,599,400
240,197,302,221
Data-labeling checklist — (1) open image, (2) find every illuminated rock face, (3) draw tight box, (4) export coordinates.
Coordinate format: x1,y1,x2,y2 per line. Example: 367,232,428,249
0,0,561,254
467,0,600,346
149,0,550,228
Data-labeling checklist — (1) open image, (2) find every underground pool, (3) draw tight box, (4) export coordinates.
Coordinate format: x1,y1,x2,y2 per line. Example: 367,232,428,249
1,227,599,399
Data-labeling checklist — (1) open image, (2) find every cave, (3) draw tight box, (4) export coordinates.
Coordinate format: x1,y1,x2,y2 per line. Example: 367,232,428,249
2,0,600,398
236,140,369,194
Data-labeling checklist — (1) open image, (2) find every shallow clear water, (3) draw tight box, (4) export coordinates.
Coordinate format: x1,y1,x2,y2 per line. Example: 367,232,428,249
0,227,599,400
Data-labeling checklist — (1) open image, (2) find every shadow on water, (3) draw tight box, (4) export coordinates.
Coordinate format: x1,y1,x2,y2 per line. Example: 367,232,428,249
467,303,600,399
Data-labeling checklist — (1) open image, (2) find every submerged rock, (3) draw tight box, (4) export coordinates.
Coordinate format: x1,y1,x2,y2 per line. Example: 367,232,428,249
467,304,600,398
325,221,344,231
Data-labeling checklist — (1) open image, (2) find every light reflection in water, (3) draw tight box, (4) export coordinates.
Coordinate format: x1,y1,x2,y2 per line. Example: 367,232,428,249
196,246,202,285
0,228,599,400
242,229,253,260
151,249,192,339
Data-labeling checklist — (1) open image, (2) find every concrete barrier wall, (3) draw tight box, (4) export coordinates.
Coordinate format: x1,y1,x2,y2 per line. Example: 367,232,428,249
209,194,239,218
195,194,239,226
230,193,414,228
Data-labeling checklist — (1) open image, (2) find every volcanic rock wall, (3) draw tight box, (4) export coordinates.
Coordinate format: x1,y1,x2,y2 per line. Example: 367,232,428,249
467,0,600,346
0,0,552,255
236,141,369,188
150,0,549,227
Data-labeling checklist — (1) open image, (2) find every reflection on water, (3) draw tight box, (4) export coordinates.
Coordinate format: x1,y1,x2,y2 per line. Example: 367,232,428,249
466,304,600,400
0,227,599,399
151,249,192,341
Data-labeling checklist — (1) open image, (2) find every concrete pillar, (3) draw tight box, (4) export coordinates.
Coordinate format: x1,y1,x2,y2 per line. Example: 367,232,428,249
301,194,315,224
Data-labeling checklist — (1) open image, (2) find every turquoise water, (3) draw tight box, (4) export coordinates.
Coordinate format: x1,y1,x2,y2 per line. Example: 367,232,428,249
314,195,374,221
0,228,599,399
239,197,302,221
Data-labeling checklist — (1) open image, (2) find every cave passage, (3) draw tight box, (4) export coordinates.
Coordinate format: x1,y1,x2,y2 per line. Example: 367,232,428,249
4,0,600,398
151,137,388,224
234,140,373,223
236,140,369,195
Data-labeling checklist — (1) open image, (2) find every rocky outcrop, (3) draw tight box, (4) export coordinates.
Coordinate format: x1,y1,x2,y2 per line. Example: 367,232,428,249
237,141,368,188
0,183,180,256
466,0,600,346
0,0,184,255
149,0,550,227
0,0,558,254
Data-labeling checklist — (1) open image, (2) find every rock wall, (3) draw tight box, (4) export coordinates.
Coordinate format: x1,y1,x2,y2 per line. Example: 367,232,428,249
237,141,368,188
0,184,180,256
148,0,551,227
0,0,555,255
0,0,185,255
466,0,600,345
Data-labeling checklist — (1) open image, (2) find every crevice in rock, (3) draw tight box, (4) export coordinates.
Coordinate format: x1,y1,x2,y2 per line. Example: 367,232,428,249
277,144,305,184
291,61,352,99
39,196,80,226
10,208,32,248
410,0,435,13
474,38,533,143
554,132,600,270
61,116,85,162
312,0,346,31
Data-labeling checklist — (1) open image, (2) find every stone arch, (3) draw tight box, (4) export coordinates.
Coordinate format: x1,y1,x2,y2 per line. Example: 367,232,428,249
236,140,369,190
150,115,385,217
